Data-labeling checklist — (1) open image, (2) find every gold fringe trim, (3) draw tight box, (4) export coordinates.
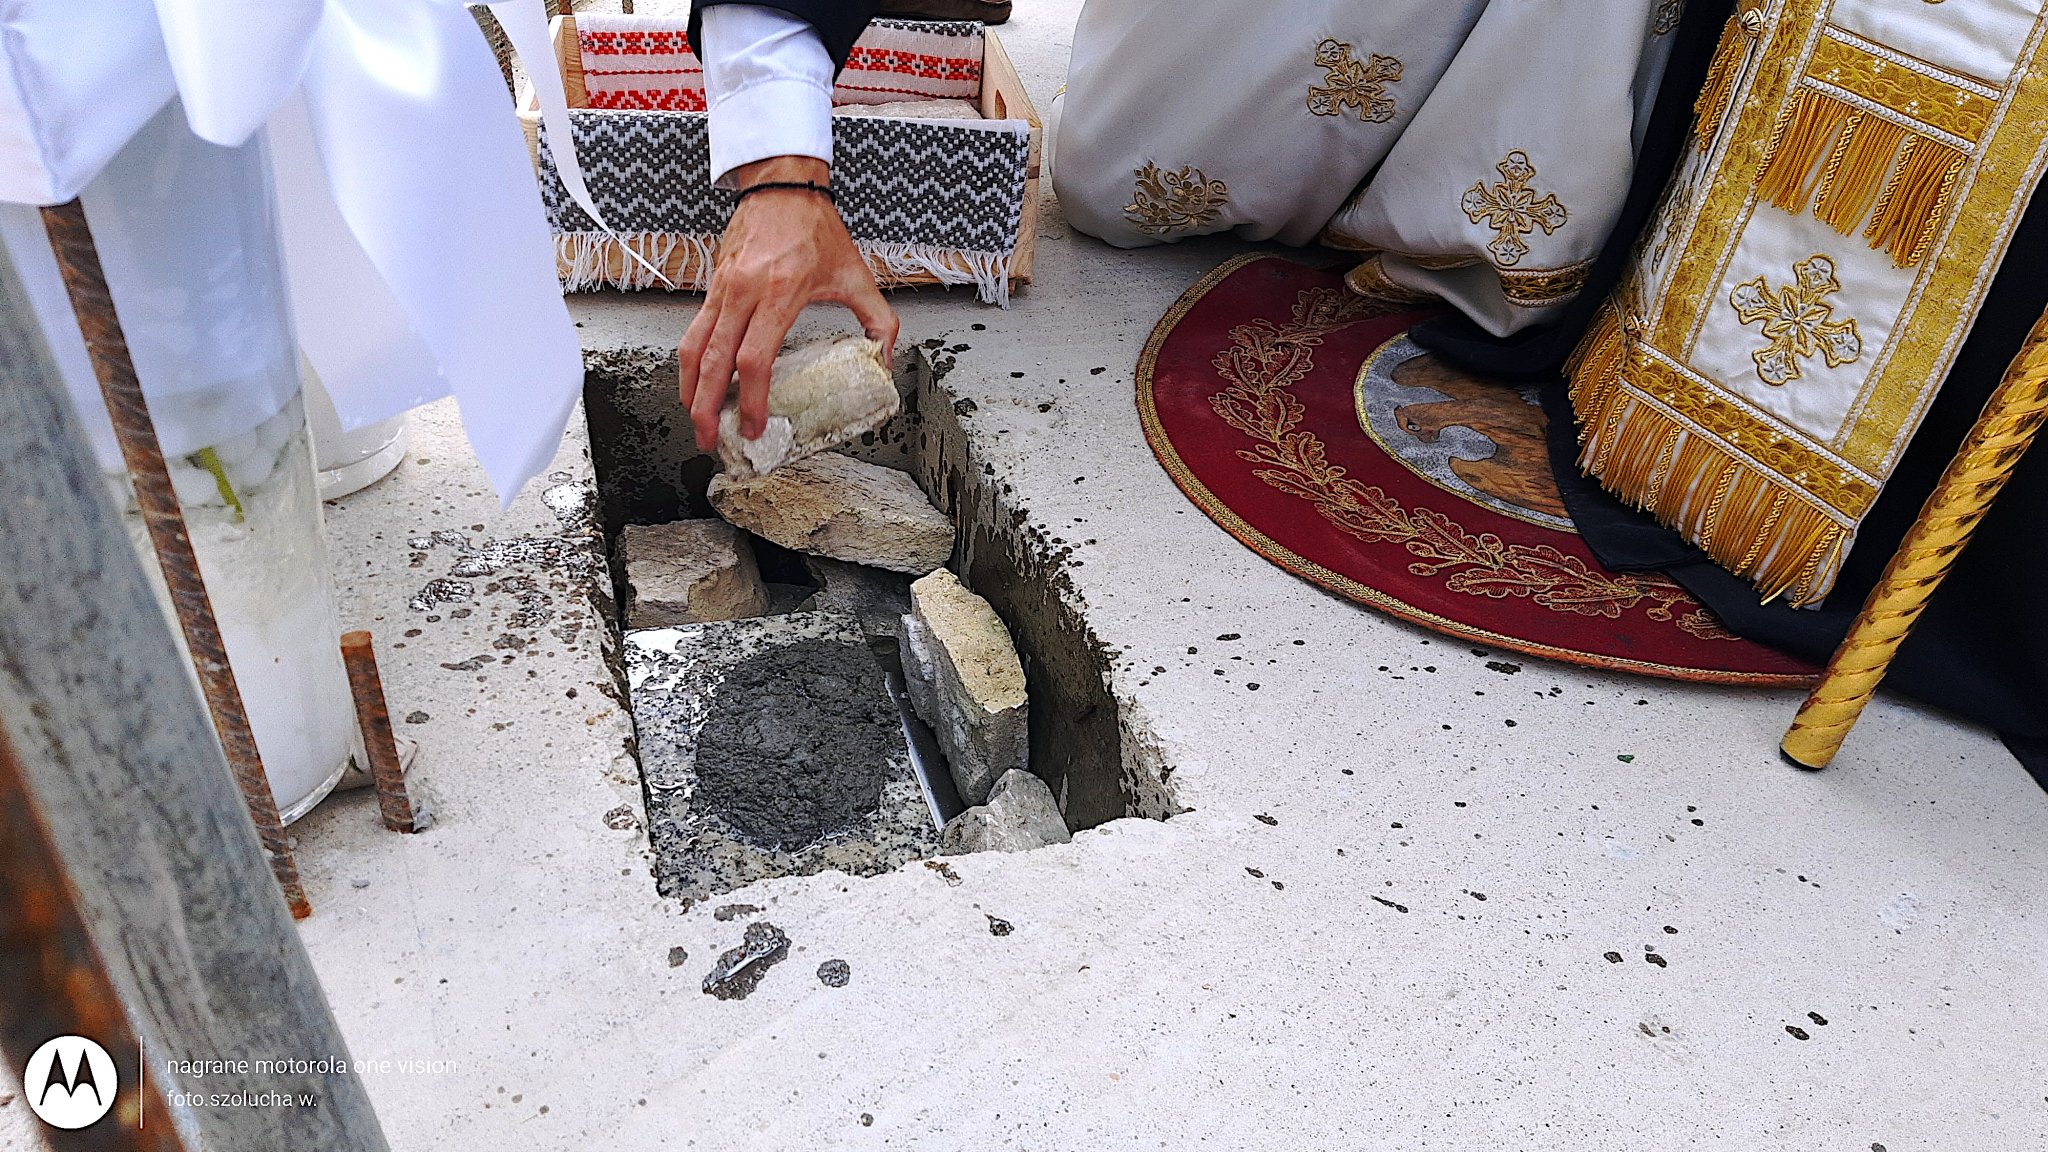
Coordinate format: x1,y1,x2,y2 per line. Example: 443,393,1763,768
1564,313,1850,605
1757,87,1852,214
1693,13,1750,152
1864,134,1967,268
1755,86,1967,268
1564,302,1626,421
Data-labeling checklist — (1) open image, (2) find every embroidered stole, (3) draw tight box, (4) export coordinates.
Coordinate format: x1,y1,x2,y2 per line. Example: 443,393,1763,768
1568,0,2048,605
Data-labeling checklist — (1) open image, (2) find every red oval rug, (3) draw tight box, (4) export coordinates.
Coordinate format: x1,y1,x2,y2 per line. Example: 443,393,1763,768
1137,254,1819,685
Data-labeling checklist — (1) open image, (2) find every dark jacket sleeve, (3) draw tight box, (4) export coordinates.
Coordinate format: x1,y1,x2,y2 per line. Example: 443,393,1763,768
689,1,883,75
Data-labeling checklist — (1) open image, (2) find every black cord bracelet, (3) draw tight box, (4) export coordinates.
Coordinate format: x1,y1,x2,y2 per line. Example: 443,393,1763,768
734,180,837,205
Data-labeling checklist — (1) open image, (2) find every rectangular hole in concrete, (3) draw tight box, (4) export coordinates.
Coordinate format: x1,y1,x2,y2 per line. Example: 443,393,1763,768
580,347,1180,900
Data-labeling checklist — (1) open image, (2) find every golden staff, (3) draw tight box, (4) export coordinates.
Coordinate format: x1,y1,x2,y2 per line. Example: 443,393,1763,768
1782,306,2048,768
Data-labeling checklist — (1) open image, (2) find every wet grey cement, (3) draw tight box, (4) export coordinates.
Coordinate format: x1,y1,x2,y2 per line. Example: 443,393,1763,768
692,637,904,847
625,613,937,906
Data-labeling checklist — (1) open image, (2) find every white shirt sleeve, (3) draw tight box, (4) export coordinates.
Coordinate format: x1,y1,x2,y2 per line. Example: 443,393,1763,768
700,5,835,188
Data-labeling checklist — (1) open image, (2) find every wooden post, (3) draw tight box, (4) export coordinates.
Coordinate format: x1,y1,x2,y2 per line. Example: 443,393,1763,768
38,199,310,918
0,219,389,1149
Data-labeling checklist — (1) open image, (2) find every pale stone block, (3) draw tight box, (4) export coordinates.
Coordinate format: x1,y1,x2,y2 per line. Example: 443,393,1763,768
621,519,768,627
708,453,953,574
900,568,1028,804
714,336,899,480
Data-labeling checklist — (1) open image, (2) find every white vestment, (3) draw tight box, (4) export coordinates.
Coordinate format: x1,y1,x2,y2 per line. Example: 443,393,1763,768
0,0,590,504
1054,0,1683,337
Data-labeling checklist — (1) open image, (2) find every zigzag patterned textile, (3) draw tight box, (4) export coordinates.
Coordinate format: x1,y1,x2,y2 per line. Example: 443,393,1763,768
537,114,1028,256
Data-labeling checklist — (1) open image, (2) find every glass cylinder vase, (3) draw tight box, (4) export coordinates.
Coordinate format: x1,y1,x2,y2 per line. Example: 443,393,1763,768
75,100,357,822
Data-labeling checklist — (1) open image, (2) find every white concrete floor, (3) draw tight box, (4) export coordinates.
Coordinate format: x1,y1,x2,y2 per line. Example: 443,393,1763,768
10,4,2041,1149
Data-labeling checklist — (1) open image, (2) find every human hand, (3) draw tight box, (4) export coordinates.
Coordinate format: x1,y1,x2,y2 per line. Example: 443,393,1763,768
678,156,900,452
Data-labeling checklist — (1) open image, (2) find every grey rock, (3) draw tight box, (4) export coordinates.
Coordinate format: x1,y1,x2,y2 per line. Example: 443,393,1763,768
899,569,1028,804
621,519,768,627
760,581,816,616
666,946,687,968
799,556,912,638
708,453,953,574
715,336,899,479
712,903,761,921
939,769,1070,855
702,921,790,1000
985,915,1012,937
816,959,851,988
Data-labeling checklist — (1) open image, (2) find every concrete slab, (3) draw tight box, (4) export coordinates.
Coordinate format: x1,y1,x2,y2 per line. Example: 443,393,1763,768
25,5,2025,1152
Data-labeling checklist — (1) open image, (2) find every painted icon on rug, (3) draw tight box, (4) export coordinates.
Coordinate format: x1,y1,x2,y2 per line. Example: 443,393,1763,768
1355,334,1572,530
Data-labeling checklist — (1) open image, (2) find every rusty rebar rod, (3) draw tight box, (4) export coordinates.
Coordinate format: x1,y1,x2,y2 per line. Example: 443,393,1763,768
39,199,310,919
1782,305,2048,768
339,632,422,833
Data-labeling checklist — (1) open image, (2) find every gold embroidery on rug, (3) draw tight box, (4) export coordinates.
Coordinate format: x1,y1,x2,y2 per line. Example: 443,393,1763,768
1208,287,1731,633
1125,162,1230,236
1462,151,1569,267
1309,38,1404,123
1728,255,1862,386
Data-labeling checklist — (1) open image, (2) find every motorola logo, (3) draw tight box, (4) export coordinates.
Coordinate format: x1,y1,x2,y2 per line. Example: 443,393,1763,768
22,1035,118,1129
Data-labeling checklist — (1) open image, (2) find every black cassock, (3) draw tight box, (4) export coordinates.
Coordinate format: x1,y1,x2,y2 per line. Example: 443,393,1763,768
1414,0,2048,787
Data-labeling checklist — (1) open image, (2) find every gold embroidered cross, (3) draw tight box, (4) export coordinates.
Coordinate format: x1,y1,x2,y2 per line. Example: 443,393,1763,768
1308,39,1403,123
1124,162,1230,236
1461,151,1569,267
1729,255,1863,385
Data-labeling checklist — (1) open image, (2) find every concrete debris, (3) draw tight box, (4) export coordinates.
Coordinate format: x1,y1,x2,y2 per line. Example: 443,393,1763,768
625,613,938,905
715,336,899,480
621,520,768,627
702,921,790,1001
900,569,1028,804
708,453,953,575
939,769,1070,855
712,903,762,921
816,959,851,988
667,946,687,968
800,555,913,638
408,577,473,612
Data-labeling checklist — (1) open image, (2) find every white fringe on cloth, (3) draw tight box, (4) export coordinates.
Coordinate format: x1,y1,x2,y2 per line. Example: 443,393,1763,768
859,241,1013,307
554,232,1016,306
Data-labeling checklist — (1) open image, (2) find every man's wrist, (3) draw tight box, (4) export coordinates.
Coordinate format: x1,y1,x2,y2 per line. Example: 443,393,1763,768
731,155,831,192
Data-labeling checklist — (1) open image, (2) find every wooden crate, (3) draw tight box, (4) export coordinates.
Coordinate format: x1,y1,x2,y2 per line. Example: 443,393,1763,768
518,15,1040,295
